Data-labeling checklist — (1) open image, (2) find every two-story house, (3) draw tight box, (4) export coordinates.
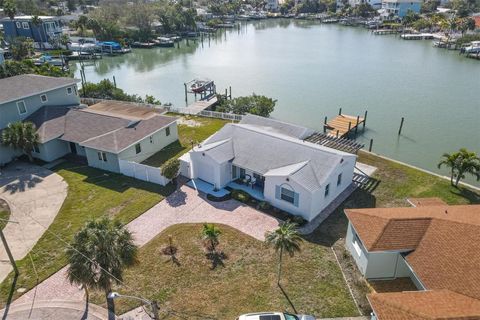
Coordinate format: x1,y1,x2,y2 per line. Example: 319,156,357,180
0,74,179,175
0,74,80,165
0,16,63,48
381,0,421,18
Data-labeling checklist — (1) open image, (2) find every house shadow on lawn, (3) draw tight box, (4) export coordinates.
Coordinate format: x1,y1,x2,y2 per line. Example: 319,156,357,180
305,186,377,247
55,162,175,196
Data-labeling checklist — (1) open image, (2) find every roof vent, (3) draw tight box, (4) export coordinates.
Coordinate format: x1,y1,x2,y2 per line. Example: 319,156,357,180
445,209,448,214
127,120,140,128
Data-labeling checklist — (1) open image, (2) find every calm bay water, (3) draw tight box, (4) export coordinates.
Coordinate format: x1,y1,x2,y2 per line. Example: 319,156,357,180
74,19,480,185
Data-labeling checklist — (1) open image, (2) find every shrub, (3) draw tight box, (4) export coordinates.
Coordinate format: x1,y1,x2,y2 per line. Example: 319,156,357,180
231,189,250,203
161,158,180,181
258,201,271,211
291,215,307,226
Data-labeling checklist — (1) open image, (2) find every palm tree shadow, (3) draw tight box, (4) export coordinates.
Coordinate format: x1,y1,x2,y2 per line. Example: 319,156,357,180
278,283,298,314
205,251,227,270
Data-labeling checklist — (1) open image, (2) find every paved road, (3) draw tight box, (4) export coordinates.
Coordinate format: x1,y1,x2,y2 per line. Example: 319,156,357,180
11,185,280,311
0,162,67,283
1,300,113,319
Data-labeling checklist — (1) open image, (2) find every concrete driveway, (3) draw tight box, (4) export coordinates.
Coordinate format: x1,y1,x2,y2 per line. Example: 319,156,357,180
0,162,67,283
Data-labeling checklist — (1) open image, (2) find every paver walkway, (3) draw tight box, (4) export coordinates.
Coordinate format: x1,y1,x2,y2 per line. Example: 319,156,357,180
0,162,67,283
12,185,280,307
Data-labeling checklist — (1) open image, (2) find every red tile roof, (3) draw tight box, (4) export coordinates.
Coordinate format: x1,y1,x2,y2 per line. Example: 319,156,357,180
368,290,480,320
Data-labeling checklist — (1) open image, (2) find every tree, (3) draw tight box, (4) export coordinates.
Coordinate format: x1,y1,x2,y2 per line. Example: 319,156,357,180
265,221,302,285
9,37,34,60
66,217,138,317
161,158,180,185
438,148,480,187
202,223,221,253
0,59,69,79
1,121,39,162
216,94,277,117
31,15,44,50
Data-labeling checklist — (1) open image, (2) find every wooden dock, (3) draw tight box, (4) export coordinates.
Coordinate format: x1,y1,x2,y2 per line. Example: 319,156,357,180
324,113,366,138
372,29,398,35
186,96,218,114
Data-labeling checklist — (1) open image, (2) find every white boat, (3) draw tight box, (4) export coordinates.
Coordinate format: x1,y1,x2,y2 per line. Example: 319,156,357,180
463,41,480,54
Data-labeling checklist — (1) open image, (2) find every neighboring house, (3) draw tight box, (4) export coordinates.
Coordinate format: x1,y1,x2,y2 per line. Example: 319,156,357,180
473,13,480,30
0,74,178,174
266,0,279,11
349,0,382,9
345,201,480,319
0,48,4,65
180,114,357,221
0,74,80,165
0,16,63,48
381,0,421,18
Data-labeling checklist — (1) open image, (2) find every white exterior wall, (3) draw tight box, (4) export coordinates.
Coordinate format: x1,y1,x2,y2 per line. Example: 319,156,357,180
219,162,232,187
33,139,70,162
264,176,313,220
84,147,120,173
117,122,178,163
0,145,21,166
346,222,369,275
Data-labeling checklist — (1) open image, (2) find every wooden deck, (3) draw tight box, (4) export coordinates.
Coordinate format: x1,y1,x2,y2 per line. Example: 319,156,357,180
325,114,365,138
186,96,218,114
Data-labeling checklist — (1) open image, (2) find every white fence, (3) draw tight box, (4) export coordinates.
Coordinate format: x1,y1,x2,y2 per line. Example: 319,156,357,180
119,160,170,186
164,106,243,121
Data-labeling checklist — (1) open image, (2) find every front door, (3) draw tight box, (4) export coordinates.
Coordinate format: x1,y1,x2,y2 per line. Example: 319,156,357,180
69,142,77,155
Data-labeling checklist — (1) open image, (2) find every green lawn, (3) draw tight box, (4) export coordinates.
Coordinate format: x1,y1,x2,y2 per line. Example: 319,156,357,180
91,224,358,318
142,114,229,167
0,162,175,306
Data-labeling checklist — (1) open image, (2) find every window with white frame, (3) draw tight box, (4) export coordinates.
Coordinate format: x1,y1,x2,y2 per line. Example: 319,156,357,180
166,126,170,136
16,22,21,28
66,87,73,95
324,183,330,197
352,234,363,257
280,187,295,204
17,101,27,114
22,22,29,29
149,136,153,143
40,94,48,103
135,143,141,154
337,173,342,186
73,85,78,96
97,152,107,162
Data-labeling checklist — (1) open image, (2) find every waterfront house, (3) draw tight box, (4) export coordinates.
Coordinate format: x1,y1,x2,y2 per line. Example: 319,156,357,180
0,75,178,174
0,16,63,48
179,114,357,221
381,0,421,18
345,202,480,319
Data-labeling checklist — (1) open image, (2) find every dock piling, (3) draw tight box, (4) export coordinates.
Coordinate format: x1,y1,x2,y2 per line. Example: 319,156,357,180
363,110,368,129
338,107,342,115
369,138,373,152
398,117,405,135
229,86,232,99
113,75,116,88
355,115,360,137
323,116,327,133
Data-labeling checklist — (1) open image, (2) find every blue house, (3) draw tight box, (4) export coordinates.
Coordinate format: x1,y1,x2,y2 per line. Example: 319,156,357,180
0,16,63,48
381,0,421,17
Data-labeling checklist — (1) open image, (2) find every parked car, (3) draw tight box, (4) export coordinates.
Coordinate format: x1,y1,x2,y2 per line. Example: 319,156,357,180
237,312,316,320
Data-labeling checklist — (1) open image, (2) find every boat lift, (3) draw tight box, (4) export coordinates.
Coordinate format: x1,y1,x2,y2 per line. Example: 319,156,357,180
184,78,216,102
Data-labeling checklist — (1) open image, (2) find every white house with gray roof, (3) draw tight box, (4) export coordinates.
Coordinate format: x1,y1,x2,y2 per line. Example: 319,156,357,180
180,114,357,221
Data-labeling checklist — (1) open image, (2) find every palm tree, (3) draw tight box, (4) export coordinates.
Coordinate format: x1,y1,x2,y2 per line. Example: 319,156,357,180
265,221,302,285
202,223,221,253
66,217,138,318
438,148,480,187
1,121,39,162
31,15,44,50
4,0,17,37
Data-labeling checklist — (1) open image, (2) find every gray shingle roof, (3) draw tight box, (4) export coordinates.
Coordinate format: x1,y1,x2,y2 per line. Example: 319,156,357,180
240,114,315,139
22,104,176,154
0,74,79,104
24,105,71,143
199,123,355,189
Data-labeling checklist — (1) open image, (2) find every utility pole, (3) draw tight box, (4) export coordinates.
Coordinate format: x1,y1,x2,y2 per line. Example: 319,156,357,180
0,227,18,276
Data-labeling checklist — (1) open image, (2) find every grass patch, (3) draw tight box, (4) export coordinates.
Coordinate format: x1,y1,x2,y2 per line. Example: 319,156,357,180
91,224,358,318
0,199,11,230
142,114,229,167
0,162,175,306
